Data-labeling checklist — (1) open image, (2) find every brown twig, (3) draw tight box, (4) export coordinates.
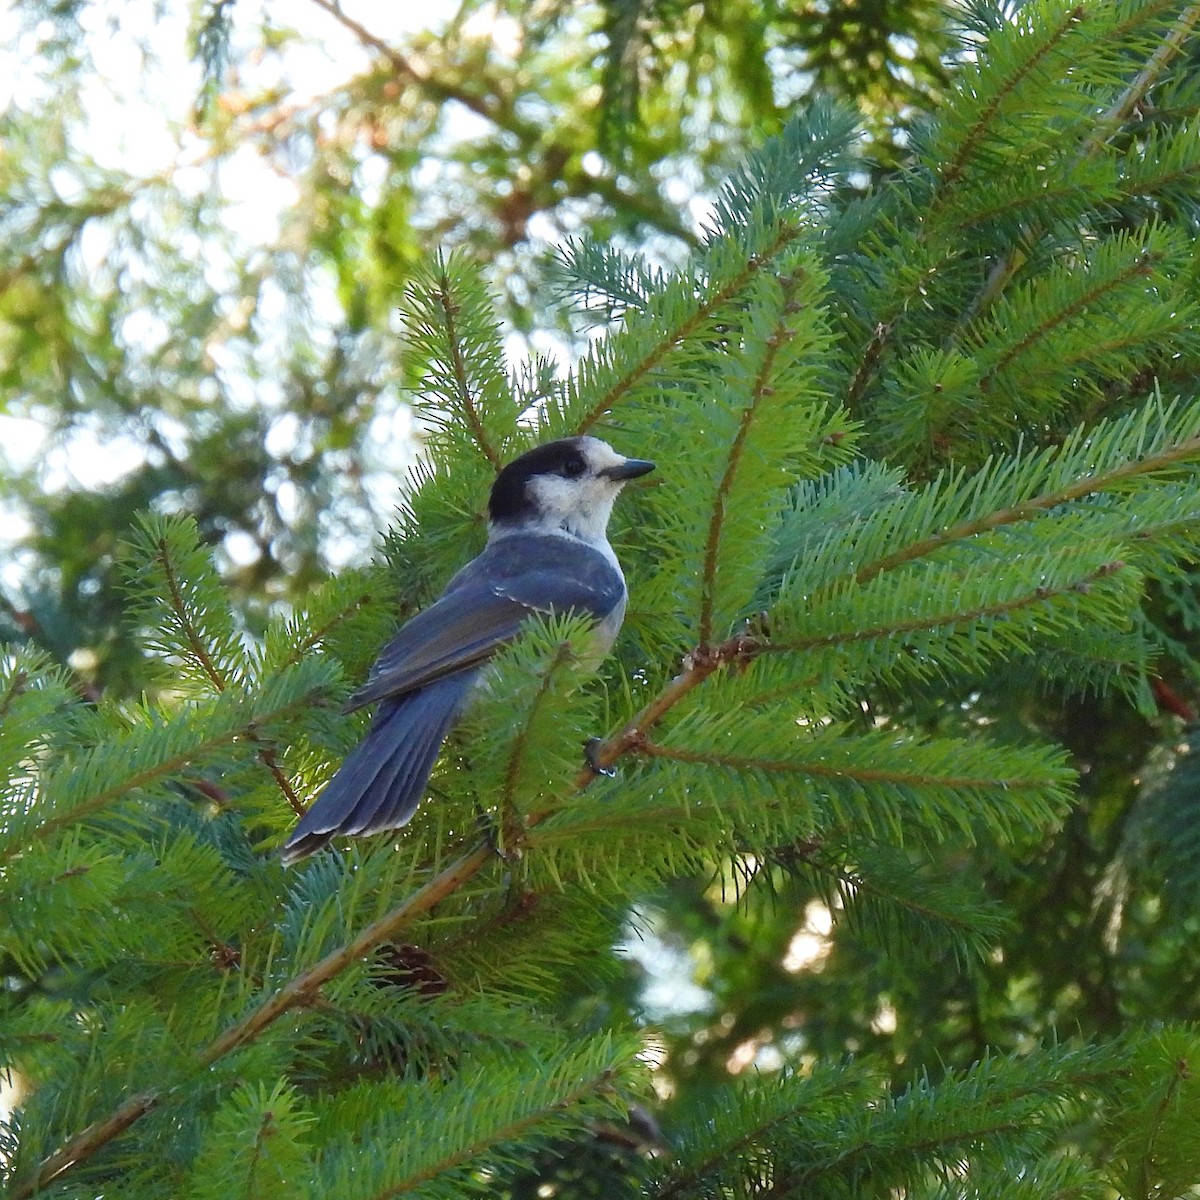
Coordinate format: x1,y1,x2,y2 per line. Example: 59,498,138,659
698,272,807,647
306,0,700,255
11,1092,160,1198
157,537,308,814
853,432,1200,586
431,268,503,470
572,236,809,435
307,0,498,126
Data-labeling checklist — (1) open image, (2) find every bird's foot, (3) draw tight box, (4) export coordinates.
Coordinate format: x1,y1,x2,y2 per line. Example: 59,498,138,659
477,806,525,862
584,736,617,777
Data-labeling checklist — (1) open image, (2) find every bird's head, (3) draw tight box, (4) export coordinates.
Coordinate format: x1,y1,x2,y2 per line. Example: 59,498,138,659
488,436,655,544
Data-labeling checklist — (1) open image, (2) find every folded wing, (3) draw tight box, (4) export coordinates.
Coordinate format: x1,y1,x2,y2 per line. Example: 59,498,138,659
344,535,626,711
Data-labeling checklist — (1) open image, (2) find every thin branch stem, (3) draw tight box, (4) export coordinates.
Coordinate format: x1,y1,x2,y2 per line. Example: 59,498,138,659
257,745,306,817
854,433,1200,586
767,561,1126,656
159,536,308,814
698,272,805,646
573,230,809,434
563,634,758,789
308,0,498,127
500,642,576,812
0,690,320,866
1082,1,1200,155
157,538,227,692
371,1064,618,1199
979,249,1157,385
13,1092,161,1198
431,263,503,469
639,741,1052,794
306,0,698,250
278,590,375,670
845,317,897,410
199,843,495,1065
938,6,1086,195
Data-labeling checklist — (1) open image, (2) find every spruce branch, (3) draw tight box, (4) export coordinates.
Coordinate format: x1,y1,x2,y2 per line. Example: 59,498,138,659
845,317,895,410
654,1047,1129,1199
271,589,375,671
365,1059,622,1198
15,631,761,1193
937,5,1087,196
565,632,760,786
801,851,1005,960
849,2,1199,407
500,639,579,814
429,258,503,470
256,746,306,818
854,430,1200,586
0,675,326,863
773,560,1127,655
572,232,811,434
155,534,229,691
1083,1,1200,155
1138,1055,1190,1198
154,532,308,817
650,1072,872,1200
767,1116,1041,1198
204,846,496,1068
846,3,1091,407
978,245,1160,387
9,842,496,1198
637,740,1058,798
698,271,808,647
12,1091,161,1199
769,1056,1127,1198
0,663,31,719
962,0,1200,324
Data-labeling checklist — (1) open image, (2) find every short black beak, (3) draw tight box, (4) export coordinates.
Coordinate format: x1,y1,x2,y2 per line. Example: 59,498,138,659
602,458,656,481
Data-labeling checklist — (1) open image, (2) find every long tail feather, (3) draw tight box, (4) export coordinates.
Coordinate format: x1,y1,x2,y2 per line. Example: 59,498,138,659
281,671,472,865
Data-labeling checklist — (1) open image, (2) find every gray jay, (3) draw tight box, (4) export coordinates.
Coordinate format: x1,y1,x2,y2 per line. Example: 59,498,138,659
281,436,654,864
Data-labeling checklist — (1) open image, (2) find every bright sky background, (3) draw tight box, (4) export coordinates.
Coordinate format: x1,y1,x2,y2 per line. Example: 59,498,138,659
0,0,466,573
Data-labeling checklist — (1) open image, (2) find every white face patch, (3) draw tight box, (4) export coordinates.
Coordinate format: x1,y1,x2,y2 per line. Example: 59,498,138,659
578,437,628,474
521,437,635,547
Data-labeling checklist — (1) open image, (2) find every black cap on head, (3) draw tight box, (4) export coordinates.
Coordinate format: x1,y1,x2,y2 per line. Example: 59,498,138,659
488,438,590,524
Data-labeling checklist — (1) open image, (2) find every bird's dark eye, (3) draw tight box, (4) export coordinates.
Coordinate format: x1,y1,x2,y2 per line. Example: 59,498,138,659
561,455,587,478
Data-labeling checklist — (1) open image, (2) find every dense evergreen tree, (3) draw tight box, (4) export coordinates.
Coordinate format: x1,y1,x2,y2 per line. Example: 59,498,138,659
4,1,1200,1196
